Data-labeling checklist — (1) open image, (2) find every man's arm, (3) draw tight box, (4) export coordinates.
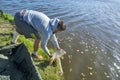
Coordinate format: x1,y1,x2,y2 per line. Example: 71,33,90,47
51,34,60,50
41,35,51,56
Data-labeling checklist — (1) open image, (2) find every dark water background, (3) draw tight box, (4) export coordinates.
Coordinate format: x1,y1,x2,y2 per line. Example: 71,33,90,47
1,0,120,80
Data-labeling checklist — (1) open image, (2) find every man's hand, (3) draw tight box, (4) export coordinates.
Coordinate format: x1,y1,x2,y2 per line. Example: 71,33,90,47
48,53,52,58
57,47,61,50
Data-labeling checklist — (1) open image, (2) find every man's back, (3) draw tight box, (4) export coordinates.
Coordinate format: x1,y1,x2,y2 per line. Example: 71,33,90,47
23,10,50,33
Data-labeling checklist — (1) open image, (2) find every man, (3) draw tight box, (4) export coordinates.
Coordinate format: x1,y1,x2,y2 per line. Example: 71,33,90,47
12,9,66,59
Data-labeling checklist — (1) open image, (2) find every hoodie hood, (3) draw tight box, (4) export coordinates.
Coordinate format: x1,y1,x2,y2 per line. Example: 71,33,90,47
49,18,60,32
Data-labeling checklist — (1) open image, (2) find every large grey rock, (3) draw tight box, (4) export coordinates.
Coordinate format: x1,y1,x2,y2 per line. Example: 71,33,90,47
0,43,42,80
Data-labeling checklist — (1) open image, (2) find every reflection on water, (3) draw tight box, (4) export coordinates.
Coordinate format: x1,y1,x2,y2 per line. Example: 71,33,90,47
1,0,120,80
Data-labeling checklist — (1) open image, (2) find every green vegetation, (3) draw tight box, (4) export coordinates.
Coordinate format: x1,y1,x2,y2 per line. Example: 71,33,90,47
0,10,14,24
0,10,63,80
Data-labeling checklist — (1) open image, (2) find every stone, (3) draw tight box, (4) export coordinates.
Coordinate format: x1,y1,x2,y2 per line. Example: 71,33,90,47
0,43,42,80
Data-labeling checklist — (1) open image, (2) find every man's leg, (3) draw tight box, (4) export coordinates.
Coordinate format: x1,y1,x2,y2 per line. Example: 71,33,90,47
11,31,19,44
33,39,40,55
32,39,43,59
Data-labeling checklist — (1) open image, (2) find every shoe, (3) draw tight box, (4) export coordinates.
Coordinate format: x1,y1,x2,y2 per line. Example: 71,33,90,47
6,42,16,45
10,42,16,44
48,54,52,58
31,54,43,59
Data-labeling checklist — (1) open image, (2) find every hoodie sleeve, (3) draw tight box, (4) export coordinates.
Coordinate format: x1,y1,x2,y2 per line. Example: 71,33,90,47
41,34,50,55
51,34,60,49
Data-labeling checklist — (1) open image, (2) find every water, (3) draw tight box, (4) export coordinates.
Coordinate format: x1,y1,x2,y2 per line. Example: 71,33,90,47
1,0,120,80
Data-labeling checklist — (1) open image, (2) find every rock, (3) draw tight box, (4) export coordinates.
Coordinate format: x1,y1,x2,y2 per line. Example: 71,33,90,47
0,43,42,80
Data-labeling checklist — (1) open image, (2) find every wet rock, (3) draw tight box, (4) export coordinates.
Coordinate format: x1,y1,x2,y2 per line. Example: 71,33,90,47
87,67,93,70
69,68,72,72
81,73,85,77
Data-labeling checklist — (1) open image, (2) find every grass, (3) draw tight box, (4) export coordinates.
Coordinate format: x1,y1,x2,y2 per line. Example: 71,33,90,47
0,10,14,24
0,10,64,80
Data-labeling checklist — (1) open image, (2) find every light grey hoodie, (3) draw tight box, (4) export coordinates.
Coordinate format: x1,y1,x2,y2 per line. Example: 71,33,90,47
23,10,60,55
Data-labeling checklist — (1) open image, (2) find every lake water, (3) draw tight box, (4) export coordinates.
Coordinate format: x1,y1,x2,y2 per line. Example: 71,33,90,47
1,0,120,80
